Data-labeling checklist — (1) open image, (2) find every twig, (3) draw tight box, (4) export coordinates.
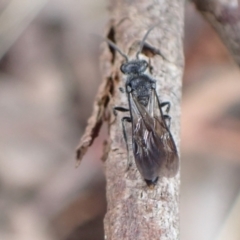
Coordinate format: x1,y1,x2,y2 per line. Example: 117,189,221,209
192,0,240,66
0,0,48,60
76,0,184,239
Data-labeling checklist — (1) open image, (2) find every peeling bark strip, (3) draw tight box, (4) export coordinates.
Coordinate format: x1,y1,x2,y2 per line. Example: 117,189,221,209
103,1,184,240
192,0,240,66
76,76,114,167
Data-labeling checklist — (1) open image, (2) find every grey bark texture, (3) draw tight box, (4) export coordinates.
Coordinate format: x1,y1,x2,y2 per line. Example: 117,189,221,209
76,0,184,239
192,0,240,66
102,1,184,239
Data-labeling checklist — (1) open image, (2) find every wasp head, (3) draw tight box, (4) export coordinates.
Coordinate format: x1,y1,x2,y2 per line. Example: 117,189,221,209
120,60,148,75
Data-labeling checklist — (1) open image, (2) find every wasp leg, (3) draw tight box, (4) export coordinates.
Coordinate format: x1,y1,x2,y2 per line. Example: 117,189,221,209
113,106,129,116
114,108,132,170
161,101,170,113
163,115,171,128
154,89,170,114
121,116,132,170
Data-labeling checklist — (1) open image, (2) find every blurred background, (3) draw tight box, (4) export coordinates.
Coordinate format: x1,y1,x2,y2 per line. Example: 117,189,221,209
0,1,240,240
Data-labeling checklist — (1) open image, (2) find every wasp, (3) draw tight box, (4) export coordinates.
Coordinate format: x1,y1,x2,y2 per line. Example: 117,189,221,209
107,27,179,186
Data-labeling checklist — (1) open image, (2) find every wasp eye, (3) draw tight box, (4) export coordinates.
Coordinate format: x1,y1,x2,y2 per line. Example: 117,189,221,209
120,63,126,73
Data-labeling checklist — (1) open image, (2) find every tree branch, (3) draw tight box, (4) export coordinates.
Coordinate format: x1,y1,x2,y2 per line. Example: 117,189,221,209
76,0,184,239
192,0,240,66
103,1,184,239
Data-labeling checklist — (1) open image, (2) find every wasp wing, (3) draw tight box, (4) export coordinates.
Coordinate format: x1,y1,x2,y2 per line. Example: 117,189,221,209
129,91,179,181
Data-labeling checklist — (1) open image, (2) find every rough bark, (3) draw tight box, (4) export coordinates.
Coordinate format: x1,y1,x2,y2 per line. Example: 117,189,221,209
76,0,184,239
192,0,240,66
102,1,184,239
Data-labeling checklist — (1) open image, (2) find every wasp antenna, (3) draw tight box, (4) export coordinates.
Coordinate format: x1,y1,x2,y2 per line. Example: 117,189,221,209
90,33,128,62
105,38,129,62
136,25,156,59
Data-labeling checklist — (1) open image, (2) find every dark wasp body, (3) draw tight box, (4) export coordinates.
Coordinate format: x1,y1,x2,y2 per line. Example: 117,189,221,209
109,28,179,186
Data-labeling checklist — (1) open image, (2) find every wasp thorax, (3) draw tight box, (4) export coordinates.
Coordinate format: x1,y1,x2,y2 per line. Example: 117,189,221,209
135,88,151,107
137,95,149,106
120,60,148,75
